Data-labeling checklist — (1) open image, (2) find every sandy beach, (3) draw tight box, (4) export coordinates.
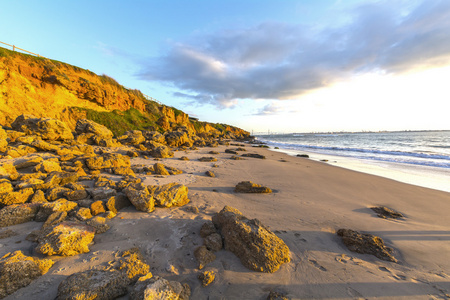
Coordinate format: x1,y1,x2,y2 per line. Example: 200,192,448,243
2,143,450,299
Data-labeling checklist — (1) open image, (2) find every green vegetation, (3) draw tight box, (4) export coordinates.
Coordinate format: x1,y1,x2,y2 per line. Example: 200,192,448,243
74,107,160,136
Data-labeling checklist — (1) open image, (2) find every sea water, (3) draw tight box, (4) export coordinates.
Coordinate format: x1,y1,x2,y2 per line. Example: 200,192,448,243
256,131,450,193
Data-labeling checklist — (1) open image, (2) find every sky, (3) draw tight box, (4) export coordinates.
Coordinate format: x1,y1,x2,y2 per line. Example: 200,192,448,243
1,0,450,133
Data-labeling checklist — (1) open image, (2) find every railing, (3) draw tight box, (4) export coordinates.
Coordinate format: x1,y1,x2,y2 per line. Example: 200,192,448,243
1,40,164,105
0,41,45,58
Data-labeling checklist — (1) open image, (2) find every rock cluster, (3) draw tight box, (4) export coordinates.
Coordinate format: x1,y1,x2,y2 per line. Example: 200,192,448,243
370,206,404,219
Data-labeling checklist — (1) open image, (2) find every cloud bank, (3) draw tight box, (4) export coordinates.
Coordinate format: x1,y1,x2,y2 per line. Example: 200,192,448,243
138,0,450,108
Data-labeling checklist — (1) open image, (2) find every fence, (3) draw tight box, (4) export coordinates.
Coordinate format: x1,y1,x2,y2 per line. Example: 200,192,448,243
0,40,45,58
1,40,165,106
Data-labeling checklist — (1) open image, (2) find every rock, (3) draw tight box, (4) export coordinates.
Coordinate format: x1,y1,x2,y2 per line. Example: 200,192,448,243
131,276,191,300
204,233,223,252
65,189,88,201
179,156,189,161
0,163,19,180
234,181,272,193
56,269,129,300
36,221,96,256
31,139,60,152
115,248,150,282
241,153,265,159
198,270,215,287
119,130,145,145
75,207,93,221
370,206,404,219
105,195,132,214
86,216,110,234
200,221,218,238
91,187,117,201
0,203,41,227
0,127,7,152
143,131,166,144
13,156,44,169
154,163,170,176
225,149,238,155
30,190,48,203
42,211,67,230
185,206,199,214
199,157,217,162
296,154,309,158
124,184,155,213
0,179,13,193
0,188,34,206
35,199,78,222
205,170,215,177
11,115,74,141
57,247,150,299
46,186,71,202
34,160,62,173
15,178,45,190
337,229,397,262
209,151,219,154
48,171,79,185
148,183,189,208
194,246,216,270
149,145,174,158
75,119,113,139
113,166,136,176
0,250,54,298
165,130,193,147
90,200,106,216
267,291,289,300
212,206,290,272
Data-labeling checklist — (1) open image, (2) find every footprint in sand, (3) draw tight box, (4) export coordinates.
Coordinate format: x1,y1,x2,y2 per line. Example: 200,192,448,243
309,259,327,271
378,266,407,281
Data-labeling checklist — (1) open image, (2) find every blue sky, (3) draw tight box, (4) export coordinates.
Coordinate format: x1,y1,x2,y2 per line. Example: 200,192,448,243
2,0,450,133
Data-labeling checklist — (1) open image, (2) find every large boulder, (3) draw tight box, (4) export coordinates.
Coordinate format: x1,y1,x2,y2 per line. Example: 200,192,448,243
0,203,41,227
118,130,145,146
337,229,397,262
124,184,155,213
148,183,189,208
35,221,95,256
0,251,54,299
35,199,78,222
130,276,191,300
212,206,290,273
11,115,74,141
85,153,130,170
75,119,113,139
142,131,165,144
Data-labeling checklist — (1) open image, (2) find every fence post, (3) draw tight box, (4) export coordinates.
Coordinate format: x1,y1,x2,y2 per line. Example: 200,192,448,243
12,45,15,52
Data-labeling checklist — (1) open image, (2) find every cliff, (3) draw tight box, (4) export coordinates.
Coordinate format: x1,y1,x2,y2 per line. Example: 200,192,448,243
0,46,249,138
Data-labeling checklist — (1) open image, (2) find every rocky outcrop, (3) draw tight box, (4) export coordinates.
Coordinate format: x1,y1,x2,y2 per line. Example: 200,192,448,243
11,115,74,141
75,118,113,139
0,251,54,299
234,181,272,193
35,221,96,256
337,229,397,262
212,206,290,272
198,270,215,287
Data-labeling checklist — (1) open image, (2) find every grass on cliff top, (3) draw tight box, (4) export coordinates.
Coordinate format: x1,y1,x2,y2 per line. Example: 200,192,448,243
74,107,160,137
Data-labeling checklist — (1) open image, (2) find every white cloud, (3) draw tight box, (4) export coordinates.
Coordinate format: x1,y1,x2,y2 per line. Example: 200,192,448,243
138,0,450,108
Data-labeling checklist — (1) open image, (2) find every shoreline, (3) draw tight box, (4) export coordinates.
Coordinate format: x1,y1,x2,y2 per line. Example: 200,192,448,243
266,146,450,193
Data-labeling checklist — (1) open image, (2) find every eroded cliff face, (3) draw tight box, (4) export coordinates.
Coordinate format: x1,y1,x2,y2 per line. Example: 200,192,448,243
0,47,249,139
0,48,148,127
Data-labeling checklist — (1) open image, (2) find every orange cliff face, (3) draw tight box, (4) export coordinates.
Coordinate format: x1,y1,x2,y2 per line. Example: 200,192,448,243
0,48,148,127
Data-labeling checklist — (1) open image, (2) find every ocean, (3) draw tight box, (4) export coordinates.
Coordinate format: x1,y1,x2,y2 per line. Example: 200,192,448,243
255,131,450,192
